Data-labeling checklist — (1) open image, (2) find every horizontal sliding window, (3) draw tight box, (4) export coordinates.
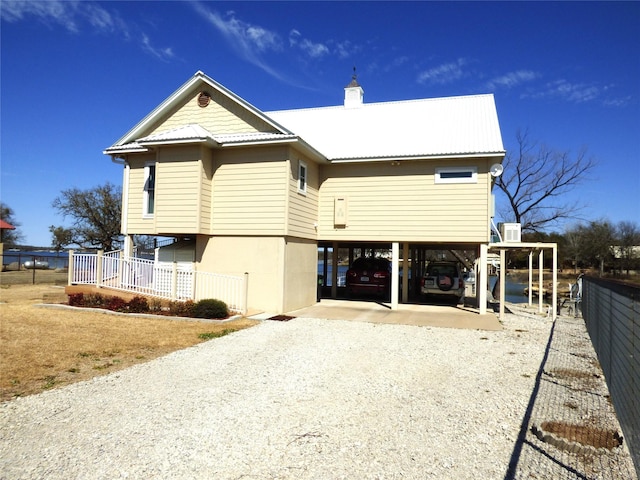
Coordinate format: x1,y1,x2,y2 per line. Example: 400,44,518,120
435,166,477,184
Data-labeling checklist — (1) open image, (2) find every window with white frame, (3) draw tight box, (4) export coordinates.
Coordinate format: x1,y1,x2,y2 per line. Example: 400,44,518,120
298,160,308,194
143,163,156,216
435,166,477,184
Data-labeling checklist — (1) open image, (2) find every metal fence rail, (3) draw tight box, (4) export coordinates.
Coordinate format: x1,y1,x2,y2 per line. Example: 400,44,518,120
582,276,639,475
69,250,247,314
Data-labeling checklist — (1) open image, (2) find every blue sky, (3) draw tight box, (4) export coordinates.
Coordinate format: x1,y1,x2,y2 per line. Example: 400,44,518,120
1,1,639,247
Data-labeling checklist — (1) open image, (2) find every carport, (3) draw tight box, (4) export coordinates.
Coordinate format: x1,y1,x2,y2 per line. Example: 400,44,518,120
318,241,490,314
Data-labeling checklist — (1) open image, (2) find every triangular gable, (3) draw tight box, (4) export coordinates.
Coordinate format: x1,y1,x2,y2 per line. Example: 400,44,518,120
106,71,293,152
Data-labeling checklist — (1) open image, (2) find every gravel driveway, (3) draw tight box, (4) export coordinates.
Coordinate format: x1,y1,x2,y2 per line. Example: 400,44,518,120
0,313,634,479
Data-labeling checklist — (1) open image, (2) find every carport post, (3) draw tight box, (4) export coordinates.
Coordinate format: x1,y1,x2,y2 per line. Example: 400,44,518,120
499,248,506,320
391,242,399,310
538,249,544,314
478,244,488,314
331,242,339,299
402,242,409,304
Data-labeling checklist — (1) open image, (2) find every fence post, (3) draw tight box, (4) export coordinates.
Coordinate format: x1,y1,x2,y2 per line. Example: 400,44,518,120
171,261,178,301
243,272,249,315
96,250,104,289
67,249,75,285
191,262,197,301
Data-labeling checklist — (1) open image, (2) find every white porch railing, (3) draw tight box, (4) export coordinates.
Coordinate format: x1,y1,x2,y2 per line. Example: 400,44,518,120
68,250,248,314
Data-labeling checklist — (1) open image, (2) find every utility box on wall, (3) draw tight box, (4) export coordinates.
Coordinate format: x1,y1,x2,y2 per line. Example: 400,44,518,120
334,196,348,227
500,223,521,243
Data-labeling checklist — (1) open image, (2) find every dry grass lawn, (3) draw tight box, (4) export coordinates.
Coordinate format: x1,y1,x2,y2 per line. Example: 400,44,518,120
0,281,258,402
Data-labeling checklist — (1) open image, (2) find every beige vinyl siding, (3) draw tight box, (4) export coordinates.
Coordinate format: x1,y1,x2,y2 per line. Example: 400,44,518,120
286,150,319,239
150,90,277,136
154,146,201,234
211,147,289,235
318,159,491,243
125,154,156,234
200,147,213,233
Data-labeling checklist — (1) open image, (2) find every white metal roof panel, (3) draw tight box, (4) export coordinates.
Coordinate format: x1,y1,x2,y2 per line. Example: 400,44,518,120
266,94,504,160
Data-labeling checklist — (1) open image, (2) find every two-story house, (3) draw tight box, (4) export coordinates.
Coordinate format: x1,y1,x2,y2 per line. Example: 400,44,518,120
104,71,505,314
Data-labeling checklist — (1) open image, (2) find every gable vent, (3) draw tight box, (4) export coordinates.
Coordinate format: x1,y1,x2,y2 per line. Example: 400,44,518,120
197,91,211,108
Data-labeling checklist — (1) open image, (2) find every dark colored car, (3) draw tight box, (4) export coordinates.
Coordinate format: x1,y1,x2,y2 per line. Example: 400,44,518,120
346,257,391,297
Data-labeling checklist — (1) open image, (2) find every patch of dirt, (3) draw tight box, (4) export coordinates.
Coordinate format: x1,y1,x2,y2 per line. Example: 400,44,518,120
540,420,623,450
268,315,296,321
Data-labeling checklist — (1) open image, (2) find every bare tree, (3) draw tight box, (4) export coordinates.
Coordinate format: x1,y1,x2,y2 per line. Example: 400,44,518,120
616,220,640,275
495,130,596,232
579,220,615,277
51,183,122,251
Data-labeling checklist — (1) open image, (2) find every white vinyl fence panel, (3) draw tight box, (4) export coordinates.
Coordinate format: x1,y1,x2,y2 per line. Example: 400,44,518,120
69,250,247,314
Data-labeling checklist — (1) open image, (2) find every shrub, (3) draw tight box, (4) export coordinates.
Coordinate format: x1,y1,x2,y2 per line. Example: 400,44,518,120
193,299,229,319
149,299,163,313
168,300,195,317
106,296,127,312
127,296,150,313
83,293,106,308
68,293,84,306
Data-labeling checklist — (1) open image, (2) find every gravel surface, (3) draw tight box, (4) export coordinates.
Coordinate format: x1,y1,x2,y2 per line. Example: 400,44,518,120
1,313,635,479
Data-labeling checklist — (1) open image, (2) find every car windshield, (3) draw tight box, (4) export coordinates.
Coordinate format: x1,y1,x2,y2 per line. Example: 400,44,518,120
427,264,457,277
351,257,389,271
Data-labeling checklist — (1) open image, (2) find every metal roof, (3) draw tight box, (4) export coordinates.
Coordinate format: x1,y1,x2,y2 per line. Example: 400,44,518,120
266,94,505,161
104,124,301,155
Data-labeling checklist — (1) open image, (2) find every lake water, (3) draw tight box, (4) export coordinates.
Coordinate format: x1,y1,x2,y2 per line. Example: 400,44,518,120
2,250,70,270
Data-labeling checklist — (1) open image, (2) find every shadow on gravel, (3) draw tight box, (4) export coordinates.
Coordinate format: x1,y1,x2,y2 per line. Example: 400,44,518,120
504,318,560,480
503,315,637,480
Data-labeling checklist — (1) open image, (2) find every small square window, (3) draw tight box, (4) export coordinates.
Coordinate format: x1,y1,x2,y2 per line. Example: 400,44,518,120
298,160,308,194
435,166,477,184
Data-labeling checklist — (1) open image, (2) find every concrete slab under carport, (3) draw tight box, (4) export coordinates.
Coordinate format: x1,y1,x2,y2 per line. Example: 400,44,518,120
286,299,502,331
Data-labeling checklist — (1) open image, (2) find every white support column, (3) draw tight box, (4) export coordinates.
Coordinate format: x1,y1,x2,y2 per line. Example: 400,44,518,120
123,235,134,258
552,245,558,320
479,244,488,314
538,249,544,314
528,251,534,306
391,242,399,310
331,242,338,299
499,248,506,320
402,242,409,304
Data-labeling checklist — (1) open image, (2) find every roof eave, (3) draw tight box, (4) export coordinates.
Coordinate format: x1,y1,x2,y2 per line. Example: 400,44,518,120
330,151,506,163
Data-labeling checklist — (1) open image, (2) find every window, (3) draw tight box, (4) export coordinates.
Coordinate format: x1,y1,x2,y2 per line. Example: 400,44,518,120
435,166,477,184
298,160,308,194
143,163,156,216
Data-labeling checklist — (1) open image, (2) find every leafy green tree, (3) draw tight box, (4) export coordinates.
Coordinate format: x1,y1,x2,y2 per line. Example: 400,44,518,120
51,182,122,251
495,130,596,233
0,202,23,246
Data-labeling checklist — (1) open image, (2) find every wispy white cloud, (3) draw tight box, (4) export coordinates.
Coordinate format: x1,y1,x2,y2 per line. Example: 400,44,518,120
289,30,329,58
486,70,539,90
523,79,602,104
1,0,81,32
141,34,175,62
192,3,286,80
417,58,467,85
0,1,181,61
